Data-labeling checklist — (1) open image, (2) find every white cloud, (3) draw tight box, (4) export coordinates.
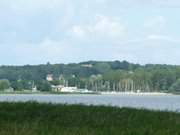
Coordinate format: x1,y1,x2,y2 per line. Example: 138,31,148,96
93,15,125,37
118,0,180,7
0,0,66,13
0,0,180,65
72,26,85,37
144,16,166,28
151,0,180,7
70,15,125,39
8,38,75,64
143,16,167,36
147,35,168,40
147,34,180,43
1,0,180,14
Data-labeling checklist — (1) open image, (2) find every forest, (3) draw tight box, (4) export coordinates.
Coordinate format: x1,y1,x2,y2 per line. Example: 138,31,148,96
0,60,180,92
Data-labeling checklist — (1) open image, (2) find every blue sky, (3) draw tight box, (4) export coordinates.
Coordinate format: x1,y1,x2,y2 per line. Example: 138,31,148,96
0,0,180,65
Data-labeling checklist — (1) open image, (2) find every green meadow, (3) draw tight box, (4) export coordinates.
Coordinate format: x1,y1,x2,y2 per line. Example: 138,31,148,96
0,102,180,135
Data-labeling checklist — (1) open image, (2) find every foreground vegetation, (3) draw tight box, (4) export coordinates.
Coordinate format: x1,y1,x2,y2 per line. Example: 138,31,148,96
0,102,180,135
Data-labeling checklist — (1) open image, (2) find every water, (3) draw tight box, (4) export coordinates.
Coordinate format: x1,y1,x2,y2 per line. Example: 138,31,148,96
0,94,180,112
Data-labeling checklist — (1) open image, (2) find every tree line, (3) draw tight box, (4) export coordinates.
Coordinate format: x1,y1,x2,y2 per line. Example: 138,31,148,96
0,61,180,92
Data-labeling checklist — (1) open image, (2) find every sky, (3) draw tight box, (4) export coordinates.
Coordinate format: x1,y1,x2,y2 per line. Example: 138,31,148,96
0,0,180,65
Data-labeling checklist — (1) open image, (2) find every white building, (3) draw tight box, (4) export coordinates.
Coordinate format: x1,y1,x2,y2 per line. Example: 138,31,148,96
46,74,53,81
32,86,38,92
61,87,78,92
51,85,64,92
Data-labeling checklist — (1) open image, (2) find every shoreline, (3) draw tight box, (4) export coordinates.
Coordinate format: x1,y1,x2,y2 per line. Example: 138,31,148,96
0,90,175,96
100,91,172,96
0,90,176,96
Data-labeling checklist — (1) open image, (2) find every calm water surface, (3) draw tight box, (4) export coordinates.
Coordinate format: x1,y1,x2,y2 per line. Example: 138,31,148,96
0,94,180,112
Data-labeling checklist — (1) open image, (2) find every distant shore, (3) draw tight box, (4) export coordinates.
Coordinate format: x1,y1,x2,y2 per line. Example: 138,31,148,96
0,91,174,95
100,91,172,96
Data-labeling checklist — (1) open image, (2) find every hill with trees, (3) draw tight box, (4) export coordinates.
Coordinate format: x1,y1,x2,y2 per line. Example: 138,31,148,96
0,60,180,92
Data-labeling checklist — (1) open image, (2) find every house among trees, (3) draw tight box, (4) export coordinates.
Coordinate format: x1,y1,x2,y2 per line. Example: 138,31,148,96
32,86,38,92
51,85,78,93
46,74,53,81
81,64,93,68
59,74,65,81
51,85,64,92
4,87,14,93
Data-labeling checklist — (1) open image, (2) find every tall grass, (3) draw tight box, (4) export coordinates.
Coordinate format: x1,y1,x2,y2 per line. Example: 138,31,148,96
0,102,179,135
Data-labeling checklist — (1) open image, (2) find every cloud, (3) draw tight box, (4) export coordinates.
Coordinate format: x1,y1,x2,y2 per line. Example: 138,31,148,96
144,16,166,28
1,0,180,14
92,15,125,38
71,26,86,38
147,34,180,43
70,15,126,39
147,35,169,40
0,0,66,13
151,0,180,7
112,36,180,65
0,0,180,65
1,38,76,65
143,15,167,36
121,0,180,7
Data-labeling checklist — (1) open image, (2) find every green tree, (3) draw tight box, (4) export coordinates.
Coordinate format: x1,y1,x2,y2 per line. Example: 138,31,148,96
169,79,180,91
94,63,111,74
36,81,51,91
0,79,10,90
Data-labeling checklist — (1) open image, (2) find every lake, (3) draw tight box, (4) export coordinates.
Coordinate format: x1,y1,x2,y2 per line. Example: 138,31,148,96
0,94,180,112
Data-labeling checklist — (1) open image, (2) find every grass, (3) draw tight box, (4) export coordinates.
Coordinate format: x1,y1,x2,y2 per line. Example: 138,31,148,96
0,102,180,135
